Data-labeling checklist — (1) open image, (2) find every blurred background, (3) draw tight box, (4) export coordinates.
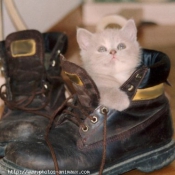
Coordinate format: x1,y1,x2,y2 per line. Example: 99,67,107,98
1,0,175,37
2,0,175,61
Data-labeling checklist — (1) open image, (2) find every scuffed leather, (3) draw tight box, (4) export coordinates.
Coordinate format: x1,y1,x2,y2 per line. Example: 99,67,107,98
0,30,67,145
2,49,174,173
0,85,65,143
4,94,173,172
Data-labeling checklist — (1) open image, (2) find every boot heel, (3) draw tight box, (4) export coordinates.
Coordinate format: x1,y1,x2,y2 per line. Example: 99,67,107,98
137,140,175,173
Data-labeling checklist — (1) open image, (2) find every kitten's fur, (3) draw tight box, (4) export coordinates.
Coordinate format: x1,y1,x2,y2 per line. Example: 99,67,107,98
77,19,141,111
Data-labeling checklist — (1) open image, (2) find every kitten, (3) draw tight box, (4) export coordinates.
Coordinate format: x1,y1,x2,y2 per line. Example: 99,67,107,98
77,19,141,111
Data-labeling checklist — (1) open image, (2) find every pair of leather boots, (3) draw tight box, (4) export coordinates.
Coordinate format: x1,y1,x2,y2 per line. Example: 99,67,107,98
0,29,175,175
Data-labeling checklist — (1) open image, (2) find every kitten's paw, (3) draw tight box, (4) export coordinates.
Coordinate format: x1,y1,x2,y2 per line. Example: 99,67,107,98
114,95,130,111
100,90,130,111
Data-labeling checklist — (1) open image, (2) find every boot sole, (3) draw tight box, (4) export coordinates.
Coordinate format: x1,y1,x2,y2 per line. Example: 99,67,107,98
0,140,175,175
99,139,175,175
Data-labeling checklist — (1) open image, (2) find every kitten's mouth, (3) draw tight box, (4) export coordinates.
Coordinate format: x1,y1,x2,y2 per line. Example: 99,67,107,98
110,56,123,63
111,56,118,61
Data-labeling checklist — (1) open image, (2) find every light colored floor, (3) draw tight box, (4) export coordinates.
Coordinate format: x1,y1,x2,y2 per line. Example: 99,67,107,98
66,24,175,175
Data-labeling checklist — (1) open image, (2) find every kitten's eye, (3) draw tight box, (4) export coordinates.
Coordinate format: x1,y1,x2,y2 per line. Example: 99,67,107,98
117,43,126,50
98,46,107,52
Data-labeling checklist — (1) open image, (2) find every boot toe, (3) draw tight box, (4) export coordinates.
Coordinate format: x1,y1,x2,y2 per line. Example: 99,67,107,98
0,113,48,142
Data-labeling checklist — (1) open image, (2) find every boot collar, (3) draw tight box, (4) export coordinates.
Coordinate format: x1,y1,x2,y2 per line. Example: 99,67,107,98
121,49,170,101
139,49,170,88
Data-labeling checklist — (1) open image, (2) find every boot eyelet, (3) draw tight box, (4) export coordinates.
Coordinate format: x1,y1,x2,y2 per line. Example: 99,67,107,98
57,50,61,55
127,84,134,92
0,67,4,76
91,116,98,124
52,60,56,67
3,93,7,98
44,84,48,89
100,106,109,114
82,125,88,132
135,74,142,80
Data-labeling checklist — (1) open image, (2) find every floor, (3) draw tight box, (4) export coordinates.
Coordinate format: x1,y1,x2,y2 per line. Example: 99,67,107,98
65,23,175,175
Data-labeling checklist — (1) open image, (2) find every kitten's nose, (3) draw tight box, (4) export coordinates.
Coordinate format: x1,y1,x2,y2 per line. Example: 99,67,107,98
110,49,117,55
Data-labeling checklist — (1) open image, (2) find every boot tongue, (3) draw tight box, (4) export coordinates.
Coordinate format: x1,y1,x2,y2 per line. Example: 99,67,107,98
5,30,45,94
5,30,44,63
61,60,100,109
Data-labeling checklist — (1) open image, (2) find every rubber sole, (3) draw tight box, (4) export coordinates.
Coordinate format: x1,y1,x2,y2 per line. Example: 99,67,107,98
99,140,175,175
0,140,175,175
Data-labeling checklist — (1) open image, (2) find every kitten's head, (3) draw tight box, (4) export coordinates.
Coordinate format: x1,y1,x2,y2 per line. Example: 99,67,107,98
77,19,141,78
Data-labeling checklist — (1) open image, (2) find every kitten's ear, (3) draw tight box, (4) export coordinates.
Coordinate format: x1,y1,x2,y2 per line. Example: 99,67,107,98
77,28,93,50
121,19,137,41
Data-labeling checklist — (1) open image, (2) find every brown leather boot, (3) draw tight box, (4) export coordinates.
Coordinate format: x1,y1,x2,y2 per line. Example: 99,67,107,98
0,30,67,157
0,49,174,175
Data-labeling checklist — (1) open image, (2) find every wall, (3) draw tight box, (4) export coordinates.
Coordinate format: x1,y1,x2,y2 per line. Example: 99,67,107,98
83,1,175,26
2,0,82,39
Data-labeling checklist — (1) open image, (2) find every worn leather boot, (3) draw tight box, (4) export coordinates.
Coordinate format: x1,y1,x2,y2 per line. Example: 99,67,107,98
0,30,67,157
0,49,174,175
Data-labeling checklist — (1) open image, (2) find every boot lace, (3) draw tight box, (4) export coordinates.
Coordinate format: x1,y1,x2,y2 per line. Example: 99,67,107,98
45,94,108,175
0,76,61,114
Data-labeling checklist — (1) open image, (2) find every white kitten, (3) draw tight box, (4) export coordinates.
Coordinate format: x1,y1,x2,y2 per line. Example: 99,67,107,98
77,19,141,111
